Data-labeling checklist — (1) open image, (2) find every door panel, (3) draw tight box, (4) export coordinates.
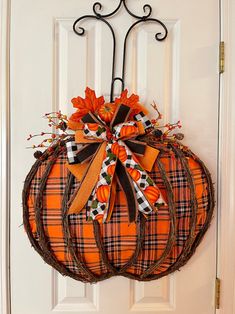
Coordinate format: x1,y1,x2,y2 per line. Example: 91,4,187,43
10,1,219,313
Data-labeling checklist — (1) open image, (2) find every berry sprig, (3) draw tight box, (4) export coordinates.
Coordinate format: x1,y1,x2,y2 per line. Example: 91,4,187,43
27,111,74,150
150,101,163,126
150,102,184,141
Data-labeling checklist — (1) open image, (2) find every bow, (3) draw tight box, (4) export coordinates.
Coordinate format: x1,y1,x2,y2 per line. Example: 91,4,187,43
66,104,166,223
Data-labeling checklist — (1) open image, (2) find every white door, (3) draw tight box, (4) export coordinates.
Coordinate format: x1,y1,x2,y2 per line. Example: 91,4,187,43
10,0,219,313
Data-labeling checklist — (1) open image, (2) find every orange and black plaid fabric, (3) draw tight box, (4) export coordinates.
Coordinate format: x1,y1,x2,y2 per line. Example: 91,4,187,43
26,143,210,278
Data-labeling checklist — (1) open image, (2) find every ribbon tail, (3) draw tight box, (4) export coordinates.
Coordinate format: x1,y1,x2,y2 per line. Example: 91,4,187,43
118,140,167,210
86,188,96,221
116,160,138,223
103,176,117,223
126,140,159,172
66,161,89,181
88,143,118,221
67,141,107,215
132,181,154,215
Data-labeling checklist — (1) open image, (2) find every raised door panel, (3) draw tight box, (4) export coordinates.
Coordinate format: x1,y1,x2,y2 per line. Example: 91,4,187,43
52,271,99,312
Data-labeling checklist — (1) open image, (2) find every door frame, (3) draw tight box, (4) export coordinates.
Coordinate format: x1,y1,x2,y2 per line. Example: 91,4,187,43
216,0,235,312
0,0,11,313
0,0,234,313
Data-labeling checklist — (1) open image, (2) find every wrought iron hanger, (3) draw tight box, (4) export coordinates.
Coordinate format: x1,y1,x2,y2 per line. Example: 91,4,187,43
73,0,168,102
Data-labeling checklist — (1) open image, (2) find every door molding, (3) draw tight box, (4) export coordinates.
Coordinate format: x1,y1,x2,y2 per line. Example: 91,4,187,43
217,0,235,312
0,1,234,314
0,0,11,313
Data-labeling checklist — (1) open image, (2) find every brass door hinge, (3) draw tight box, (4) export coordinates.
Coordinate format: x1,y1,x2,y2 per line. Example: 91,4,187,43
219,41,225,74
215,277,221,309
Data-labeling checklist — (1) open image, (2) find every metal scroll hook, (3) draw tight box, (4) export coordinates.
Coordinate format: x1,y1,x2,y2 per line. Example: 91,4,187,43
73,1,168,103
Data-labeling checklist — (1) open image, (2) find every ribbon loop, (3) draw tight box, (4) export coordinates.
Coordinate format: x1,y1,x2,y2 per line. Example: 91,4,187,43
110,104,131,128
83,123,107,141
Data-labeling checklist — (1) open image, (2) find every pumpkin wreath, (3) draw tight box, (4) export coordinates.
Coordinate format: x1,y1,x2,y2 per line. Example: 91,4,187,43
23,87,214,283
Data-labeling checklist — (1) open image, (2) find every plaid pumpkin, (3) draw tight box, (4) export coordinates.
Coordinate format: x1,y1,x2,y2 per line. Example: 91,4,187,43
23,137,214,283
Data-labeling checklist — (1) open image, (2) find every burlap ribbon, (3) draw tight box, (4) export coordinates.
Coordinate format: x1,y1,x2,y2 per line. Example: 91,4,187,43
66,104,166,222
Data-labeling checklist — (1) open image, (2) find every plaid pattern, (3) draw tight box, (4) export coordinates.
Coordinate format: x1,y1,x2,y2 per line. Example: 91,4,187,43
139,147,208,275
27,154,84,275
66,140,83,164
26,143,210,278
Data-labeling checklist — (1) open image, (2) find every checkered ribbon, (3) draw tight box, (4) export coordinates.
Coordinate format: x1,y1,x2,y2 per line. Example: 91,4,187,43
66,141,83,164
66,104,166,222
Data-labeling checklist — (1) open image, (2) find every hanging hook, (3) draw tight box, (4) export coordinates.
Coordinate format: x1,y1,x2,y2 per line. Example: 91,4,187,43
122,18,168,86
110,77,125,102
73,1,168,100
73,15,116,99
93,1,123,18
